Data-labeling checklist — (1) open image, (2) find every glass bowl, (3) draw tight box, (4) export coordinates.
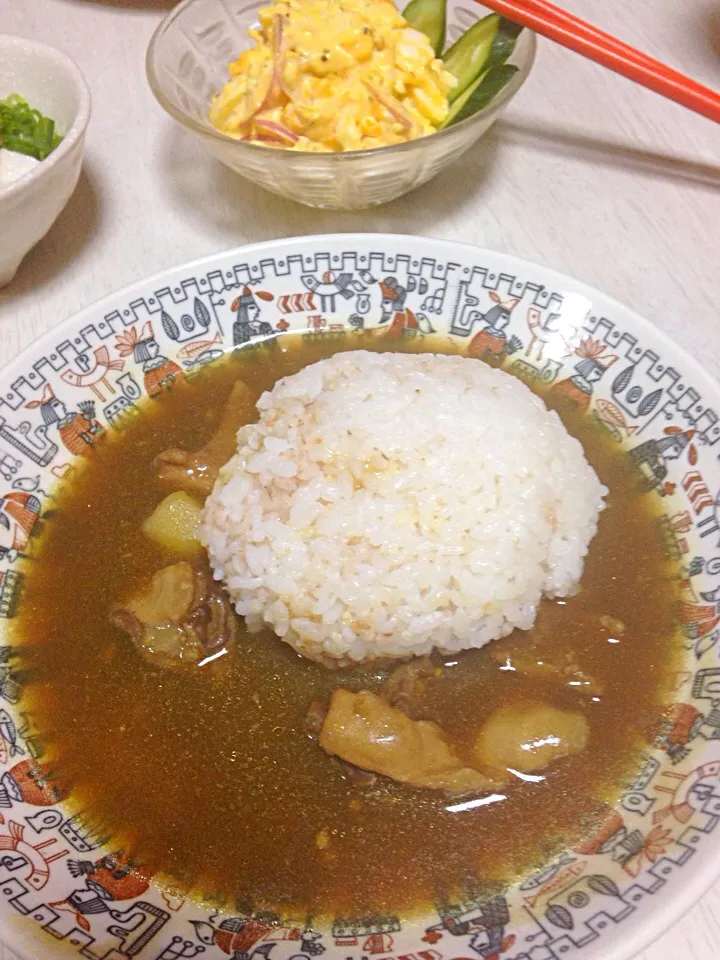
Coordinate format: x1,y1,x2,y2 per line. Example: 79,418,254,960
146,0,536,210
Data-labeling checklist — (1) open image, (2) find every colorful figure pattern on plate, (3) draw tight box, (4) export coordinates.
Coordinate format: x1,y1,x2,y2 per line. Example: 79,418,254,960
0,237,718,960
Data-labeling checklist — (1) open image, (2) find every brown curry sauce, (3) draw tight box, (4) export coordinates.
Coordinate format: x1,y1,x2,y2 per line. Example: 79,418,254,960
14,333,681,918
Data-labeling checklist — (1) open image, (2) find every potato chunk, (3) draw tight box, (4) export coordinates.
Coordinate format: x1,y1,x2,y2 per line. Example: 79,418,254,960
142,491,203,555
474,702,589,776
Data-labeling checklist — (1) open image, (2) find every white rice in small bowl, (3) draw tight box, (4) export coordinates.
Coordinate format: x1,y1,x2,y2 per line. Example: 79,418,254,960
201,350,607,666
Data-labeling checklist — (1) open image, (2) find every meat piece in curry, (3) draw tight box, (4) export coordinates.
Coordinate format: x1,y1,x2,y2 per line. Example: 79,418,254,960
306,698,378,787
155,379,257,497
379,656,437,718
110,561,236,668
316,680,587,793
319,689,499,797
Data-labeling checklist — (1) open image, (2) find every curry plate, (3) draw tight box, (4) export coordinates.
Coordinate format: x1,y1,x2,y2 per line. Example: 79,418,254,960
0,235,718,960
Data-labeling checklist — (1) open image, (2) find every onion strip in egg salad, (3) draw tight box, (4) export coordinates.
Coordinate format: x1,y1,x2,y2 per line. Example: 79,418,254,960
209,0,457,152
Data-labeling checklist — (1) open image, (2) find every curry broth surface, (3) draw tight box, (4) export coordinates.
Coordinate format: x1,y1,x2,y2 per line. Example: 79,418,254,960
16,333,681,917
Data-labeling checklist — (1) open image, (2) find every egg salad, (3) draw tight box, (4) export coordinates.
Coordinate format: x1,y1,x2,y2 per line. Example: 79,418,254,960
209,0,457,152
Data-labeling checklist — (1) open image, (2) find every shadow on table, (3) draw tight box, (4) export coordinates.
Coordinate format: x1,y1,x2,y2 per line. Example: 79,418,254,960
707,5,720,61
497,119,720,191
61,0,176,8
0,165,103,306
158,120,503,243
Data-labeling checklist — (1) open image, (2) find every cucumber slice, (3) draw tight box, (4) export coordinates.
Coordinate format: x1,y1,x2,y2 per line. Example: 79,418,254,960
443,13,499,103
440,68,487,128
402,0,447,56
483,17,523,69
441,63,519,128
444,15,522,104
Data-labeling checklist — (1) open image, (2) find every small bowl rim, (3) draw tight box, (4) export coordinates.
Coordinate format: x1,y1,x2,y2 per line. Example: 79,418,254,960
0,33,92,202
145,0,536,162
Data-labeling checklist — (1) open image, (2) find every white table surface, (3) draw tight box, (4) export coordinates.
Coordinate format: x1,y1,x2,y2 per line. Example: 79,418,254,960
1,0,720,957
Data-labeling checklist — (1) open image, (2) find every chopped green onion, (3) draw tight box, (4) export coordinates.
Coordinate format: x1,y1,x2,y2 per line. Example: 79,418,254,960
0,93,63,161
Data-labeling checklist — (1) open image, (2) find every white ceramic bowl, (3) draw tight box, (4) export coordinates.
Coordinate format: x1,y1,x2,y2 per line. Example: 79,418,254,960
0,236,719,960
0,35,91,288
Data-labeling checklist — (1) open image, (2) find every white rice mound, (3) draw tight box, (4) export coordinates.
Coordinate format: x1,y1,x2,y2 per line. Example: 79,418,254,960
201,350,607,666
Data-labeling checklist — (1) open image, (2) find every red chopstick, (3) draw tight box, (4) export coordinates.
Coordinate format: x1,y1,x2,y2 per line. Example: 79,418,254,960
476,0,720,123
505,0,662,72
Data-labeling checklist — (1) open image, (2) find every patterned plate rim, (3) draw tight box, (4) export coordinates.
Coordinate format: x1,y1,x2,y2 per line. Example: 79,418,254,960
0,233,717,960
